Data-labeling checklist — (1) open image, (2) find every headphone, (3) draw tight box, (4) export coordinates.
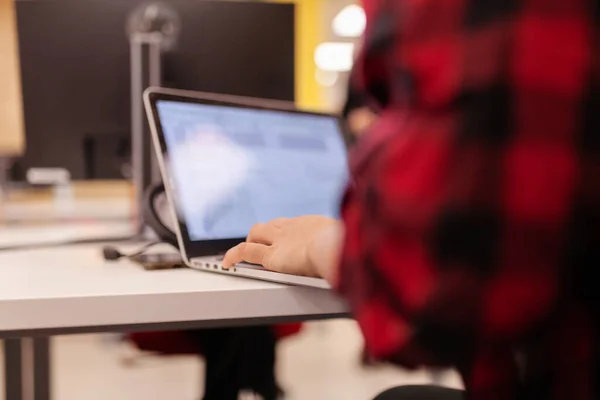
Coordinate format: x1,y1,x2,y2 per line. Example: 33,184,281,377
103,182,179,261
141,182,178,247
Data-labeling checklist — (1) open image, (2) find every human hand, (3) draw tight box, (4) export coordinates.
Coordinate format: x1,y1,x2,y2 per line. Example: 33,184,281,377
222,215,341,278
347,107,376,137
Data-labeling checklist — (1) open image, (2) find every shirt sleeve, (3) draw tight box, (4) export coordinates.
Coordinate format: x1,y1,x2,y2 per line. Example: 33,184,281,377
337,0,588,372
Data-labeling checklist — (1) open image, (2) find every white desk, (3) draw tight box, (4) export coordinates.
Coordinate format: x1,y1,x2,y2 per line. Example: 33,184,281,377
0,244,348,400
0,221,134,250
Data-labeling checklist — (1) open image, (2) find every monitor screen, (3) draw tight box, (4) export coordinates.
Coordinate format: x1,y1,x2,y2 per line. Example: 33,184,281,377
14,0,294,180
156,100,349,241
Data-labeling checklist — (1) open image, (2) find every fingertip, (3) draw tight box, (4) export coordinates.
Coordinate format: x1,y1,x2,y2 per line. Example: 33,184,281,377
221,252,232,269
222,243,243,269
222,260,234,270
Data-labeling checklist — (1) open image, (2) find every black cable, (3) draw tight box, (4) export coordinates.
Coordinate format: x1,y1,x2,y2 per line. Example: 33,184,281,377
102,241,162,261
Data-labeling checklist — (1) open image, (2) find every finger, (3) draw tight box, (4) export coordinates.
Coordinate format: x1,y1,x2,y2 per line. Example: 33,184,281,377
269,217,291,228
239,242,272,266
222,243,244,269
222,242,271,269
247,223,279,245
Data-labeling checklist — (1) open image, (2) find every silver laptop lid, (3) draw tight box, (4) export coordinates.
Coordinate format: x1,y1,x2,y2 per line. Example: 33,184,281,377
144,87,349,259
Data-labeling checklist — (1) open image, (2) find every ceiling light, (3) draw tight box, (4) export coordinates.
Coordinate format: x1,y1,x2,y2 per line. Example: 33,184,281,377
314,42,355,72
332,5,366,38
315,69,339,87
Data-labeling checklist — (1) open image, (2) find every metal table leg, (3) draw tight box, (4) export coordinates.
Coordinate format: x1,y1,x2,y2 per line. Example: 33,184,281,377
4,339,25,400
3,338,51,400
33,338,51,400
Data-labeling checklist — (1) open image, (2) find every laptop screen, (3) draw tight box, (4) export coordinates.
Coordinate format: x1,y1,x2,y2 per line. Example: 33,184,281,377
156,100,349,241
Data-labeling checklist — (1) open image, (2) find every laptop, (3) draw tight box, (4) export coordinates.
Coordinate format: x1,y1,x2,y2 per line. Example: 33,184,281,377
143,87,349,289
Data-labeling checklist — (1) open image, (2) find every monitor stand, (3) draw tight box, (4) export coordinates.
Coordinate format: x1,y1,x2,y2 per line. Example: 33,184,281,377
129,32,163,237
0,158,8,200
128,2,180,238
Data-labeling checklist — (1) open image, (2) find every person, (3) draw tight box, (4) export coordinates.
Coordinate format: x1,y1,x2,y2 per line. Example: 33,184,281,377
128,326,289,400
342,83,376,141
224,0,599,399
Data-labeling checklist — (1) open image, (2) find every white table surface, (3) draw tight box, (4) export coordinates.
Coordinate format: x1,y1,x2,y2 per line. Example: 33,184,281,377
0,221,134,248
0,244,348,335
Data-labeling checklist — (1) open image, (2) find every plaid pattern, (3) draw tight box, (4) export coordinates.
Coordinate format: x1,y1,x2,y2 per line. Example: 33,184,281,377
338,0,600,398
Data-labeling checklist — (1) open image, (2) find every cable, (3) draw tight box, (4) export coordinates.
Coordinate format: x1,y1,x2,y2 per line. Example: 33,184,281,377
102,241,162,261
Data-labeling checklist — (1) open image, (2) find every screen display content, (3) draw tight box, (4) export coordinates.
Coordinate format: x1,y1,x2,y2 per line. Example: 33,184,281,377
156,100,349,241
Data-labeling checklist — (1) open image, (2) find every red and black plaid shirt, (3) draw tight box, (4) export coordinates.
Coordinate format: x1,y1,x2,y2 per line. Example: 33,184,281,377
338,0,599,398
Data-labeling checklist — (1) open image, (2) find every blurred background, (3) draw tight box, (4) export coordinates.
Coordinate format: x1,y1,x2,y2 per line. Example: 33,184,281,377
0,0,461,398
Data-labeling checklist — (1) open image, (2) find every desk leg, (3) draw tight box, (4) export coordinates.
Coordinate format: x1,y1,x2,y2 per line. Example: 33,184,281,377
3,338,51,400
33,338,51,400
4,339,25,400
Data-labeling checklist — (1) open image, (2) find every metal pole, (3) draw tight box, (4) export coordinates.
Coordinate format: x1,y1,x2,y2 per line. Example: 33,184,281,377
0,158,9,200
130,33,163,235
148,38,162,184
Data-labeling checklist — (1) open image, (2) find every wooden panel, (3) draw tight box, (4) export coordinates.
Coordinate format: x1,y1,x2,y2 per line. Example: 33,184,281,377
0,0,25,156
5,180,132,202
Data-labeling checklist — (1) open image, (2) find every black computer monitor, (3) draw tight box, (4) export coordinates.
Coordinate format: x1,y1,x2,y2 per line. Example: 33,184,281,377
12,0,294,180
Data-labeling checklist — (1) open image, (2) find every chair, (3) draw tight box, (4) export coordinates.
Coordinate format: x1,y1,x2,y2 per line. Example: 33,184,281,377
127,324,302,400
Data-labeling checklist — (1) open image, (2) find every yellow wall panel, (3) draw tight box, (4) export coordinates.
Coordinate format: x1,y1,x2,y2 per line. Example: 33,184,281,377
0,0,25,156
270,0,323,110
